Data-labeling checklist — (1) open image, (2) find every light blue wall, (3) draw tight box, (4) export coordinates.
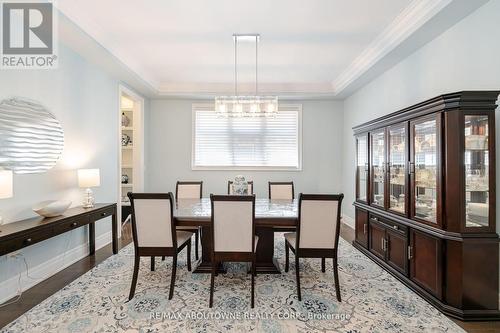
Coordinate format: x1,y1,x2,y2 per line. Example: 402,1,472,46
342,0,500,222
146,99,344,198
0,44,121,301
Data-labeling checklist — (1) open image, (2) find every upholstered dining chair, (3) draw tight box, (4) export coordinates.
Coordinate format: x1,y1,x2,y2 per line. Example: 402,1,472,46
127,192,194,301
227,180,254,195
209,194,257,308
284,193,344,302
268,181,294,200
174,181,202,260
269,181,296,232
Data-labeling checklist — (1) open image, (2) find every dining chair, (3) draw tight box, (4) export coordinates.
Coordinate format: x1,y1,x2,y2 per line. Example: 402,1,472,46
268,181,294,200
209,194,257,308
227,180,254,195
269,181,295,232
127,192,193,300
174,181,202,260
284,193,344,302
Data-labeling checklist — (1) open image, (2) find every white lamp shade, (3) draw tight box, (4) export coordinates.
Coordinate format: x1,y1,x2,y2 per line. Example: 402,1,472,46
78,169,101,188
0,170,13,199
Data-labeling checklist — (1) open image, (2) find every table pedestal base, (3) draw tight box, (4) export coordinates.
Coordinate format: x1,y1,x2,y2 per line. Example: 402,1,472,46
192,226,282,274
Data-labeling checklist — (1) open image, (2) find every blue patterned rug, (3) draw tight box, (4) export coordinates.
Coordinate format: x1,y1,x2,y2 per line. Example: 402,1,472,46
1,235,463,332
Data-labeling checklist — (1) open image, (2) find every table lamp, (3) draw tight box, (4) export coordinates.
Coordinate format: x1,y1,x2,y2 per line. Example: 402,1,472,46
0,170,13,227
78,169,100,208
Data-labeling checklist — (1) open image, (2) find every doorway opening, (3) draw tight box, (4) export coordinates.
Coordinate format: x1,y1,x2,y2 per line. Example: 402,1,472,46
118,86,144,240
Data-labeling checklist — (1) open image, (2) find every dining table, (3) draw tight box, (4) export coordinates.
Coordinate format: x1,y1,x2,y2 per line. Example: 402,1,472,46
174,198,298,274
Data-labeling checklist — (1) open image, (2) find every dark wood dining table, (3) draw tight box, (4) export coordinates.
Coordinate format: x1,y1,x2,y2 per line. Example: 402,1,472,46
174,198,298,274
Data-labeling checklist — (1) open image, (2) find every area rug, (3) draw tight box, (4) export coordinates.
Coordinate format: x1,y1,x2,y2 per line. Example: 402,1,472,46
1,235,463,332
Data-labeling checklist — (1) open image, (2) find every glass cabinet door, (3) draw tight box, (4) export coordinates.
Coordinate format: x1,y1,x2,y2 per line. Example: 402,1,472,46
356,134,369,202
412,118,438,224
464,115,490,228
370,129,386,208
388,125,407,214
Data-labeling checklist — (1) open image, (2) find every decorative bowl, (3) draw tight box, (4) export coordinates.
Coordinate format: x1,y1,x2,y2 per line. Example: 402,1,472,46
33,200,72,218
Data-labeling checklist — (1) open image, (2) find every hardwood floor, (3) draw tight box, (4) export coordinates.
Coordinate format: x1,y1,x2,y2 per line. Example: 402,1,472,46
0,224,133,329
0,221,498,332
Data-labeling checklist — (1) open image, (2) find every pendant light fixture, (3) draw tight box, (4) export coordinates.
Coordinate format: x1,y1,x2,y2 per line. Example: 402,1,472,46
215,34,278,118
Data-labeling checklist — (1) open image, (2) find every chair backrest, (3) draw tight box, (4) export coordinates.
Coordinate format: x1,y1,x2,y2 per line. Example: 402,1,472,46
269,181,294,200
297,193,344,249
176,181,202,200
210,194,255,253
228,180,254,195
128,193,176,248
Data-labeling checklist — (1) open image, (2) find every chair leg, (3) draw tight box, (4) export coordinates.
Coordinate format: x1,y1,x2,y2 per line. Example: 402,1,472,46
128,255,140,300
195,229,199,260
285,241,290,272
333,258,341,302
295,256,301,301
150,256,155,271
162,256,165,261
321,257,326,273
187,241,192,271
209,260,216,308
251,258,256,308
169,254,177,300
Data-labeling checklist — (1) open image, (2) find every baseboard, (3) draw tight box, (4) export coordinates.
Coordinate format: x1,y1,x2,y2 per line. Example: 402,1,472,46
342,214,355,229
0,231,112,304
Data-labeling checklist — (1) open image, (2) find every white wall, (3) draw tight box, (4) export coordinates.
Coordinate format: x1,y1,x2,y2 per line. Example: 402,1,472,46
342,0,500,225
0,44,121,302
146,99,343,197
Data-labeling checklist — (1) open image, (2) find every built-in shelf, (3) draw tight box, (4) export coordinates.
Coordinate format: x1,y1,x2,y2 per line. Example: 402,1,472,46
121,108,134,112
122,146,134,150
121,183,133,187
122,126,133,131
122,164,133,168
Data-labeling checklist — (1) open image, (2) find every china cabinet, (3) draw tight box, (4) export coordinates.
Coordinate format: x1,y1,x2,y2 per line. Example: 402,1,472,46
353,91,500,320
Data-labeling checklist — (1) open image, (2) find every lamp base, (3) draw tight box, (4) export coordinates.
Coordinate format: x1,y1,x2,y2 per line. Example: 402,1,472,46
83,188,95,208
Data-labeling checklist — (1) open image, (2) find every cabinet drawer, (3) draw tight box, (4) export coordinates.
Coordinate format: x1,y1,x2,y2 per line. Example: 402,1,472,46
90,207,115,222
2,228,54,254
53,216,89,235
370,214,407,235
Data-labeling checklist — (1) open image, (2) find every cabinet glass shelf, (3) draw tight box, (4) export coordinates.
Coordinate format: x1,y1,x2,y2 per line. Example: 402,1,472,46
389,125,407,213
371,130,386,207
413,119,438,223
356,134,368,202
465,115,489,228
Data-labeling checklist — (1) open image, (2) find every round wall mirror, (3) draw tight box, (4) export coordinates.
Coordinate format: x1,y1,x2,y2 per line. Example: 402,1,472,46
0,97,64,174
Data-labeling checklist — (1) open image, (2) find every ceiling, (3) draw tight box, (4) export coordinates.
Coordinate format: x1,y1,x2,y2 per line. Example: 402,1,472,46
56,0,488,98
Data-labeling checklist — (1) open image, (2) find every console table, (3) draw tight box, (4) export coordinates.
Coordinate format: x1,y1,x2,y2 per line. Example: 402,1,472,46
0,203,118,257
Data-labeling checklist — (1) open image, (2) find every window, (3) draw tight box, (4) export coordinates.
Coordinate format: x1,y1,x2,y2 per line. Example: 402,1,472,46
192,103,302,170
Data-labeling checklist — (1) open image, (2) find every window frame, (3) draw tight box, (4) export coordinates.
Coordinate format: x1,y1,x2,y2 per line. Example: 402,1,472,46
191,103,303,171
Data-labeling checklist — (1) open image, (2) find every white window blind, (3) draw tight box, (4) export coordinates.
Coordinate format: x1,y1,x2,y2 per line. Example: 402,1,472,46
192,104,302,170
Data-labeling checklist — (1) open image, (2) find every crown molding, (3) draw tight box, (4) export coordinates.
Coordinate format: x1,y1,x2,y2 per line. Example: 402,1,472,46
56,0,488,100
332,0,489,97
156,82,337,99
55,5,159,98
332,0,455,96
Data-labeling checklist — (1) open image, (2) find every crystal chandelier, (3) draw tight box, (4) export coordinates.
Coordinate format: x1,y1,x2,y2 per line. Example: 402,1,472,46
215,34,278,118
